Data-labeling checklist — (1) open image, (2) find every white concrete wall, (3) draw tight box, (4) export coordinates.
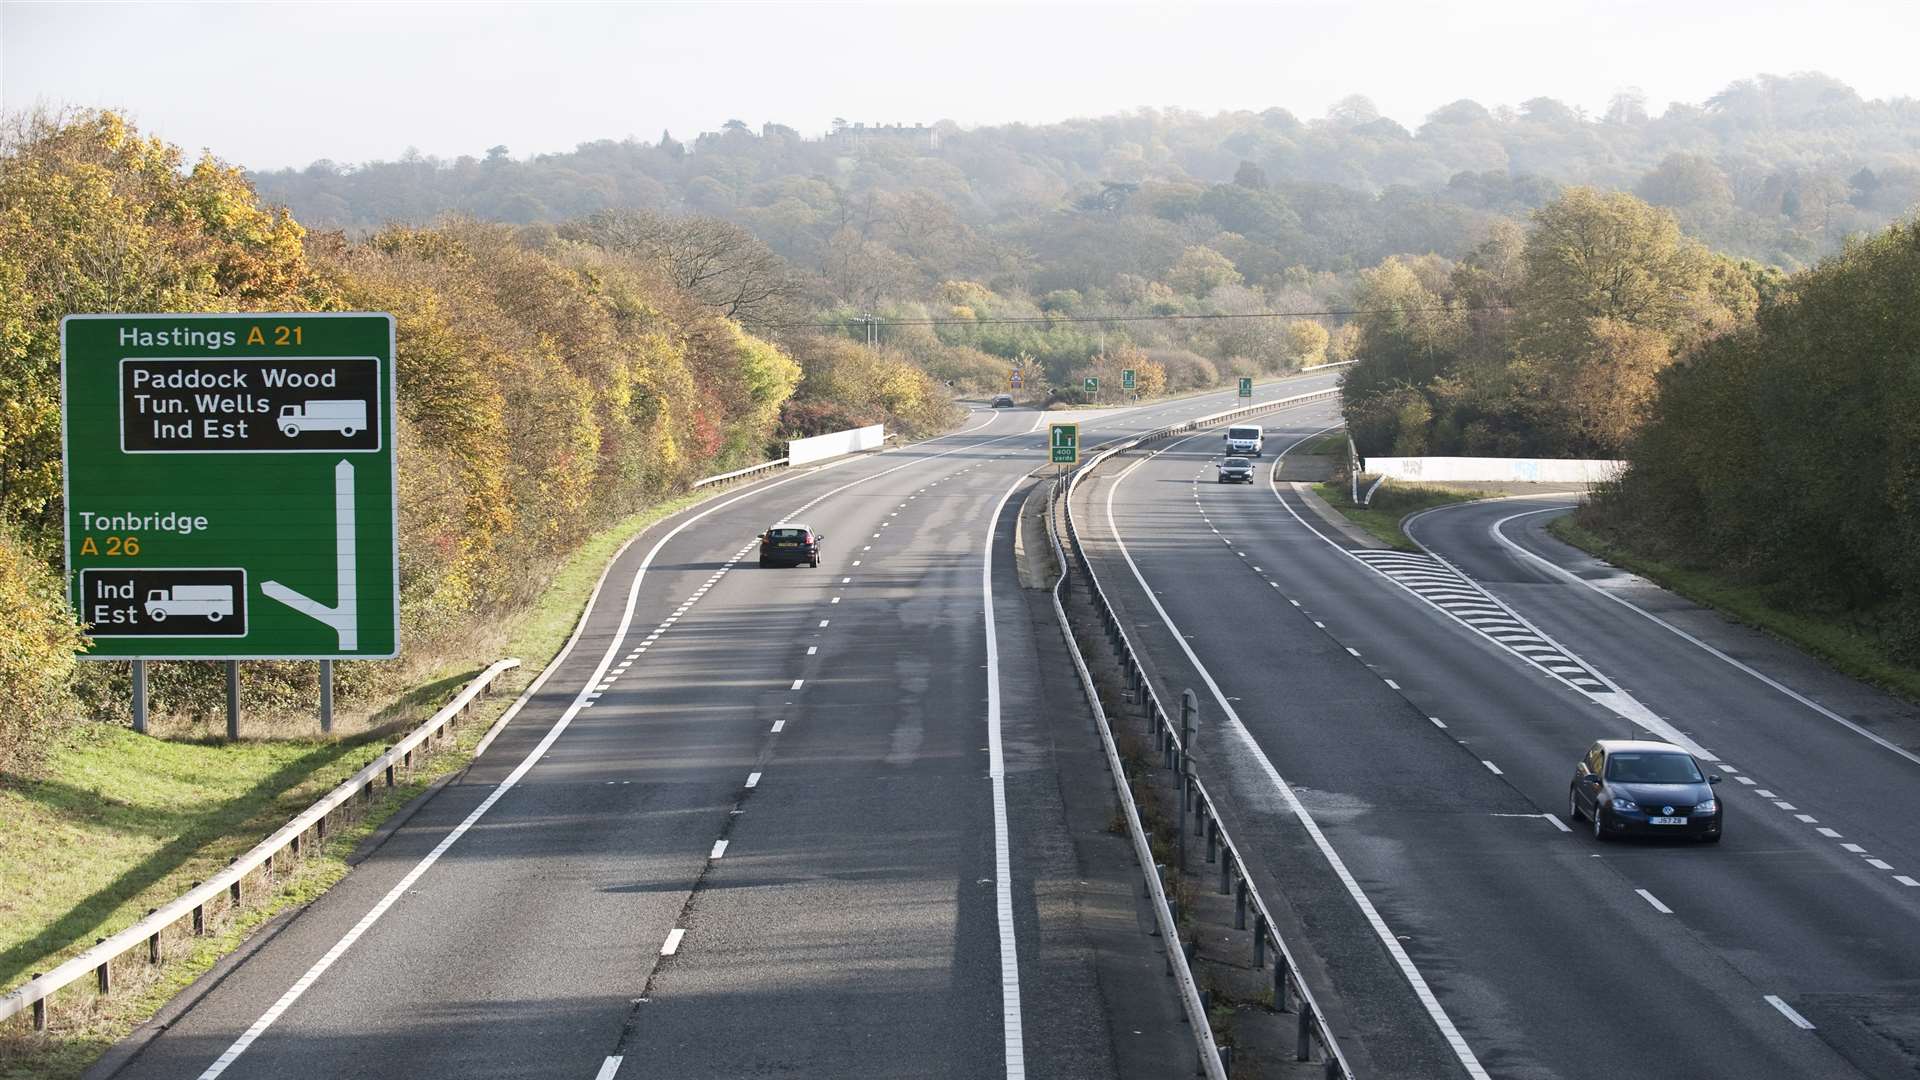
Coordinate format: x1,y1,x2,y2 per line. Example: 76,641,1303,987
788,424,886,466
1365,456,1625,484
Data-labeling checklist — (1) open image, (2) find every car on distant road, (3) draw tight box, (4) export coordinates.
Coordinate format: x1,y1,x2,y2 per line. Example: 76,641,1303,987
1217,456,1254,484
759,523,823,567
991,393,1015,408
1568,739,1721,842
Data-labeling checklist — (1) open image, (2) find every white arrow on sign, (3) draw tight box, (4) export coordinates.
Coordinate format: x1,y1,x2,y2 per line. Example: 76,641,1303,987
262,459,358,651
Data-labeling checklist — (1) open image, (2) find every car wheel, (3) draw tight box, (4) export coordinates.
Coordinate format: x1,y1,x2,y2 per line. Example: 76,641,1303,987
758,557,769,567
810,556,820,567
1567,787,1583,822
1592,807,1611,842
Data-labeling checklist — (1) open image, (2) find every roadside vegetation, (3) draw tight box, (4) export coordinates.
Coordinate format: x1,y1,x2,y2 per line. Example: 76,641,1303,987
1565,218,1920,686
1312,481,1491,551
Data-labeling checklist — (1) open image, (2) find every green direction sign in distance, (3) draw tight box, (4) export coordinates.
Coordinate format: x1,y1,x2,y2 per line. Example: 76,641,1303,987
62,313,399,659
1122,368,1135,390
1050,422,1079,464
1084,376,1099,393
1238,376,1254,398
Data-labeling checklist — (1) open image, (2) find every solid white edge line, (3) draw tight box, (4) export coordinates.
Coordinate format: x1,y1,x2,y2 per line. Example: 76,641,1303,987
1101,439,1491,1080
1765,994,1817,1029
1543,813,1572,833
1475,502,1920,772
1635,888,1673,914
192,417,1054,1078
594,1056,623,1080
983,474,1028,1079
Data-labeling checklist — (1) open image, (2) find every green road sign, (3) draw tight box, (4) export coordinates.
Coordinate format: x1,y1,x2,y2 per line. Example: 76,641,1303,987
1049,422,1079,464
62,313,400,659
1083,376,1099,394
1122,368,1136,390
1238,376,1254,398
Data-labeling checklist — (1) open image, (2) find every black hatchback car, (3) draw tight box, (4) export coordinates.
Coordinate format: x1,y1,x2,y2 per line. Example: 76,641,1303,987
758,523,823,567
1217,457,1255,484
1569,739,1722,842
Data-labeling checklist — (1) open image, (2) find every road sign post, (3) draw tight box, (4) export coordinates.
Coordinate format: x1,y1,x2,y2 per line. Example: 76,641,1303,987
1050,422,1079,466
1238,376,1253,398
61,313,400,664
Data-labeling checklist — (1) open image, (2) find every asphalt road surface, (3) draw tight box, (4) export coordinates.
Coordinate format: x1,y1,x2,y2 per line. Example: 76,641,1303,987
1074,419,1920,1079
102,371,1340,1080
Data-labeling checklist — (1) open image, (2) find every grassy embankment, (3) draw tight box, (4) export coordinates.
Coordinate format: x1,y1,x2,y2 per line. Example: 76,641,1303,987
0,485,722,1079
1311,481,1496,551
1549,516,1920,703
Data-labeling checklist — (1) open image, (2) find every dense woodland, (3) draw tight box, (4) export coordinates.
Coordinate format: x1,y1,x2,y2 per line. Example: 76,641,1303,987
0,110,955,772
5,70,1920,769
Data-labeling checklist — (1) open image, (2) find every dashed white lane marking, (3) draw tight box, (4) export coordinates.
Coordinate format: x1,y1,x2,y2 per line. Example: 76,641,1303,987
1757,790,1777,798
1543,814,1571,833
1774,801,1797,810
771,720,785,733
660,929,686,956
819,620,830,627
1817,827,1842,838
1481,760,1503,775
790,679,805,690
831,597,841,604
842,577,851,583
807,646,817,655
1843,843,1866,853
1765,995,1816,1029
852,559,862,566
710,840,729,860
595,1056,623,1080
1345,646,1361,657
1105,446,1489,1080
1636,888,1673,914
745,772,761,788
1866,858,1895,870
1735,776,1757,785
1795,814,1819,823
1384,679,1401,690
1429,717,1448,728
1897,876,1920,887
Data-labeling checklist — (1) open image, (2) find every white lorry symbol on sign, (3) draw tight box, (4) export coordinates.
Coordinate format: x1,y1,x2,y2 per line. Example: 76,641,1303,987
146,584,234,621
279,400,366,438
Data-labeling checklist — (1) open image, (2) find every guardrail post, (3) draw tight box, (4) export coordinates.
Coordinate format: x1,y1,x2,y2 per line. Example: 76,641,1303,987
1276,962,1292,1013
95,939,109,994
1205,814,1218,863
1219,850,1232,895
1181,689,1199,756
147,909,160,963
31,976,44,1030
1235,876,1247,928
1253,914,1267,966
229,859,241,906
317,812,328,840
1297,997,1314,1061
192,884,204,934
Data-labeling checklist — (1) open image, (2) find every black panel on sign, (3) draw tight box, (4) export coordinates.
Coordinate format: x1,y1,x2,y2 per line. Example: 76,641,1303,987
80,568,248,637
120,358,381,453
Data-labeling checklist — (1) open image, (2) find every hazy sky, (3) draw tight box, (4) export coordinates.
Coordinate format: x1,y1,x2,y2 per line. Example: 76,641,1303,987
4,0,1916,171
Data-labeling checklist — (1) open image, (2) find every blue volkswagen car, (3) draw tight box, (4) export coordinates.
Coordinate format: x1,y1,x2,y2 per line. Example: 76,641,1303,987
1569,739,1722,843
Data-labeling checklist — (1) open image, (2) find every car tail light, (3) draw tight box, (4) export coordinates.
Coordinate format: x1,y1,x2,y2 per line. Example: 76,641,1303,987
803,533,814,544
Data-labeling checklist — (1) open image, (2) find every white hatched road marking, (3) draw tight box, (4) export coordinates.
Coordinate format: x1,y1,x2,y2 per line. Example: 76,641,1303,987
1765,995,1816,1029
595,1057,623,1080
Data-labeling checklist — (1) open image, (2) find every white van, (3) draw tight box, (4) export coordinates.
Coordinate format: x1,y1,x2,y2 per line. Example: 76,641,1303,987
1225,424,1264,457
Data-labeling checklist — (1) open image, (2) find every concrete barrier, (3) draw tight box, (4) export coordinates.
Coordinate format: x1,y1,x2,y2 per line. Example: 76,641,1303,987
1367,456,1624,484
787,424,885,466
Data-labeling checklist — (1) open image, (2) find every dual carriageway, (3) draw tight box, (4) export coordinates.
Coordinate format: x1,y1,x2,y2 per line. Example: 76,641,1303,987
97,371,1920,1079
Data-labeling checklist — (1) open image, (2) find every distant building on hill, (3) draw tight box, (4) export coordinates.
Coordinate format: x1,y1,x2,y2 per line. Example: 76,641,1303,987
823,119,939,151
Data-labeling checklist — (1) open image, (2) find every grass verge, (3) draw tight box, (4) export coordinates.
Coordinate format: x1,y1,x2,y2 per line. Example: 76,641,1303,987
1548,515,1920,704
1292,431,1347,457
1312,481,1496,551
0,483,733,1079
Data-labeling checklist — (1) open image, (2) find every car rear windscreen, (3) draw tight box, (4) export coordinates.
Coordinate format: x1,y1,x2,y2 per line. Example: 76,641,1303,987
768,528,807,540
1223,458,1250,467
1228,427,1260,440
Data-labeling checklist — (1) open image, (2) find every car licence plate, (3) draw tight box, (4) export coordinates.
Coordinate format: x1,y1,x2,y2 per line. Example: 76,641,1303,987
1648,816,1688,825
779,542,799,547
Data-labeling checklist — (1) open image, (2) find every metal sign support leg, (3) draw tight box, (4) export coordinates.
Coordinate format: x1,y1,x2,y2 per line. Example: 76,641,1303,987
320,660,334,735
226,660,240,741
131,659,147,734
